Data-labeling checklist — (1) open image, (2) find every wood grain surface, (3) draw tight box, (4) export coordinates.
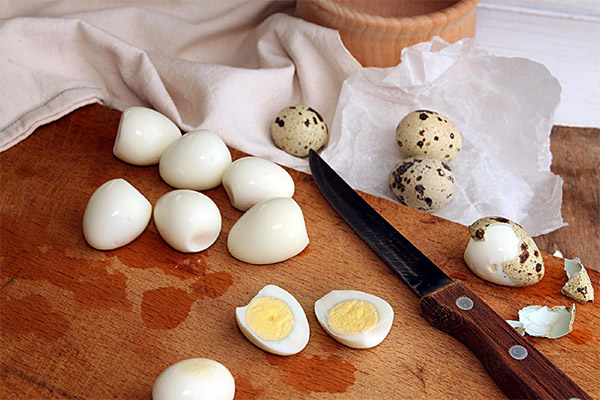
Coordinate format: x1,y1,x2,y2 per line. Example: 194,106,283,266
1,104,598,399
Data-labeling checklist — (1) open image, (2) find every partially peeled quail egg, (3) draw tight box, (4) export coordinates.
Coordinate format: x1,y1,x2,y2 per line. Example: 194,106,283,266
314,290,394,349
464,216,544,287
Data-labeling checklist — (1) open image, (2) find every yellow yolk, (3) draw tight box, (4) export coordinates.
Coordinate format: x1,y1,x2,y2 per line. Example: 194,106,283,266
245,296,294,341
327,299,379,335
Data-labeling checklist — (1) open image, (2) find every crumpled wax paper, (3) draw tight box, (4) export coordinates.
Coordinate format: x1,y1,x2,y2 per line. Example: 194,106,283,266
320,37,565,237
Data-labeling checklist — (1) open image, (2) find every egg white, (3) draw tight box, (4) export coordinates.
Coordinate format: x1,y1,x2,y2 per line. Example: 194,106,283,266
236,285,309,356
314,290,394,349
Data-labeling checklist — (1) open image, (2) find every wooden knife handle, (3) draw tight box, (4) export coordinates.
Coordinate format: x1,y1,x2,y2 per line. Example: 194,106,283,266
419,280,591,400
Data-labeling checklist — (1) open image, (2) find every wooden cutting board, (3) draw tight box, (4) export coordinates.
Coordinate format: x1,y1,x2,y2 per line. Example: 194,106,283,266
1,104,598,399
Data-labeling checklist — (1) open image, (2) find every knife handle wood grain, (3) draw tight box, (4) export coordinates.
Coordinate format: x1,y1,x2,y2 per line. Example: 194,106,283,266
419,280,591,400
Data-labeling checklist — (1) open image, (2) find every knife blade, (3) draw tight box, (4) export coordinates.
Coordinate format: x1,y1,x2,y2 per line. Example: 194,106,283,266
308,149,590,400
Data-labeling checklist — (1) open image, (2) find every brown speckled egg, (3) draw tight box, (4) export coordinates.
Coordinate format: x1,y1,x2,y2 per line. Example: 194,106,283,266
395,110,462,160
388,156,455,212
270,105,328,157
464,216,545,287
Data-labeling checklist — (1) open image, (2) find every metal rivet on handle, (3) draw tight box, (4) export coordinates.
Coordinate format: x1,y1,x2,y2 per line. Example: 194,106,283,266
509,345,528,360
456,296,474,310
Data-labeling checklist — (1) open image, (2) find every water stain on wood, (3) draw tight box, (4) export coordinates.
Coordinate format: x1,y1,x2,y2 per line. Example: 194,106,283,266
141,287,193,330
2,294,70,341
233,376,264,400
265,353,356,394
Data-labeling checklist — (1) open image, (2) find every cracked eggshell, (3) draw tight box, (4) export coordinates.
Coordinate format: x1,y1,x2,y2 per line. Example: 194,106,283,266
153,190,221,253
222,157,295,211
113,107,181,166
227,197,309,264
518,304,576,339
270,105,328,157
152,358,235,400
561,257,594,303
464,216,544,287
389,156,455,212
159,129,232,190
395,110,462,161
82,178,151,250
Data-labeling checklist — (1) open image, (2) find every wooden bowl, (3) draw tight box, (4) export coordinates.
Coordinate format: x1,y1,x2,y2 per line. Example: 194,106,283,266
295,0,479,67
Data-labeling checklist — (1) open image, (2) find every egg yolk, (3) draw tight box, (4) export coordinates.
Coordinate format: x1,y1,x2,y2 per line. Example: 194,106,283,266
245,296,294,341
327,299,379,335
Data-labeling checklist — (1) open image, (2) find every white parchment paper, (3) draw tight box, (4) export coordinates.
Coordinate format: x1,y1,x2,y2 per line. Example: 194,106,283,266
321,37,565,237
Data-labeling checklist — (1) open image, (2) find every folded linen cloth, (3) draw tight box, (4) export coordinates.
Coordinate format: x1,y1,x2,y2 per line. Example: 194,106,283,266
0,0,361,168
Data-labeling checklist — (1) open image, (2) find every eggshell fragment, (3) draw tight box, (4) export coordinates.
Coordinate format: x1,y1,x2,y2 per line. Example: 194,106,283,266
270,105,328,157
395,110,462,160
389,156,455,212
561,257,594,303
159,129,232,190
152,358,235,400
506,320,526,336
82,178,151,250
518,304,575,339
222,157,295,211
464,216,544,287
153,190,221,253
113,106,181,166
227,197,309,264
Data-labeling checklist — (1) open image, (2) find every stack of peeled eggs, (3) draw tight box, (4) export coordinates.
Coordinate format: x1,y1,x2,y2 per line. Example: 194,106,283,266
389,110,462,213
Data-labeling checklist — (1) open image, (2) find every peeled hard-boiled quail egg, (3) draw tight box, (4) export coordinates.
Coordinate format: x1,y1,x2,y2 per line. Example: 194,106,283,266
314,290,394,349
113,106,181,166
153,190,221,253
395,110,462,161
159,129,232,190
227,197,309,264
236,284,309,356
389,156,455,212
82,178,151,250
222,157,295,211
152,358,235,400
464,216,544,287
270,105,328,157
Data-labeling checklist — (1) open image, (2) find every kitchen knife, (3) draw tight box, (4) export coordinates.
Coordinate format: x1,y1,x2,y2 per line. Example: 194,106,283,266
308,149,590,400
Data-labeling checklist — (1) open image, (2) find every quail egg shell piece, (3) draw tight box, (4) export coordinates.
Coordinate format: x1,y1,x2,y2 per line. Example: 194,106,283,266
82,178,151,250
518,304,575,339
227,197,309,264
561,257,594,303
153,190,221,253
113,106,181,166
395,110,462,161
222,157,295,211
314,290,394,349
464,216,544,287
159,129,232,190
270,105,328,157
236,284,309,356
389,156,455,212
152,358,235,400
506,320,526,336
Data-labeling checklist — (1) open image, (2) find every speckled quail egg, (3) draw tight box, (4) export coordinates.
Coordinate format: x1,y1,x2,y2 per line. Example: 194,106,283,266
389,156,455,212
152,358,235,400
222,157,295,211
236,284,310,356
153,190,221,253
464,216,545,287
561,257,594,303
227,197,309,264
396,110,462,160
159,129,232,190
314,290,394,349
82,178,152,250
270,105,328,157
113,107,182,166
